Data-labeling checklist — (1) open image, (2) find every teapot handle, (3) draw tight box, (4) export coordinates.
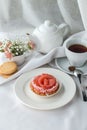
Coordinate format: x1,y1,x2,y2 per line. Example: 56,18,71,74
58,23,70,39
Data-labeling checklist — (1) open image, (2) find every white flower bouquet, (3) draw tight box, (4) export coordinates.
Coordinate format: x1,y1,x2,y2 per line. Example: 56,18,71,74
0,39,35,59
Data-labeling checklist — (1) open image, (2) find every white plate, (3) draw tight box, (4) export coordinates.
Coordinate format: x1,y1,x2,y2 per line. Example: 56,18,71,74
55,57,87,76
15,67,76,110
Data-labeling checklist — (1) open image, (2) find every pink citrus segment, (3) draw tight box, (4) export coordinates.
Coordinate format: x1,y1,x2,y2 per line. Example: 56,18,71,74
33,74,56,89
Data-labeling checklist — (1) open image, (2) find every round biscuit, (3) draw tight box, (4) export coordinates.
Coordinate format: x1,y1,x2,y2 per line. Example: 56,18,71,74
0,70,17,78
0,73,12,78
0,62,18,75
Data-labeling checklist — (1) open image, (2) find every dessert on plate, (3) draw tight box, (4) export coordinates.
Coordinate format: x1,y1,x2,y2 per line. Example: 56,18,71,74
29,73,60,96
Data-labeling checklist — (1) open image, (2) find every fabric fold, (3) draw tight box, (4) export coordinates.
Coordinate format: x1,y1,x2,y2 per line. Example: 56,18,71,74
0,47,65,85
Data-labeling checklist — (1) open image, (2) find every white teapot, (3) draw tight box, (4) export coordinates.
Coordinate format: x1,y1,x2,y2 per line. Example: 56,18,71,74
32,20,70,53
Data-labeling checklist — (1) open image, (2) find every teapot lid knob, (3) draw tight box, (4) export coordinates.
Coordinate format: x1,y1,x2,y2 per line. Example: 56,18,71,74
44,20,52,26
39,20,58,33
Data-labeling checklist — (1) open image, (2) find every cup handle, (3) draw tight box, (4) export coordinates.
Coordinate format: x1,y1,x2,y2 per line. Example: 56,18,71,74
58,23,70,39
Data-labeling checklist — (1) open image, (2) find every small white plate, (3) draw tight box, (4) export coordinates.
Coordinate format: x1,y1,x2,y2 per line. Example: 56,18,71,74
15,67,76,110
55,57,87,76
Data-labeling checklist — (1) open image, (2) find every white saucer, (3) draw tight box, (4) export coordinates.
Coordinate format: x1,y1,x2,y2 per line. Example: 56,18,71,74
55,57,87,75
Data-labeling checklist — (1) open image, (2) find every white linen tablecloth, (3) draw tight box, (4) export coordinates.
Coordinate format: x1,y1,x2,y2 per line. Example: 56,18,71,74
0,67,87,130
0,30,87,130
0,1,87,130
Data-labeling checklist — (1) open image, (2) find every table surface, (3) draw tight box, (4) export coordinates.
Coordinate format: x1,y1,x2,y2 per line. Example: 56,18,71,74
0,67,87,130
0,29,87,130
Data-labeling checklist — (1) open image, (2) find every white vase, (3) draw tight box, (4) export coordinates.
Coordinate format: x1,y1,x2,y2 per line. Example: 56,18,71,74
0,53,9,64
11,54,25,66
0,52,25,66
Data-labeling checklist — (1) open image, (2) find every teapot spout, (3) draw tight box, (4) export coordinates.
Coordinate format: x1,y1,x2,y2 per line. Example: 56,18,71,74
58,23,70,39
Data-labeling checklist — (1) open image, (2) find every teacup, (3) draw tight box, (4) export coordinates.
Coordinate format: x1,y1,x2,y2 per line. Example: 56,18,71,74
64,39,87,67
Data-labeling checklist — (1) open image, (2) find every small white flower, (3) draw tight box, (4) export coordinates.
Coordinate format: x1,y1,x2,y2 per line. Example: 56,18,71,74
15,52,19,55
19,46,22,48
16,48,19,51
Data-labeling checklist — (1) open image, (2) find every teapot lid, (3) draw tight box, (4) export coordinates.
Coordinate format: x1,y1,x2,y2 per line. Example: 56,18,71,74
38,20,58,34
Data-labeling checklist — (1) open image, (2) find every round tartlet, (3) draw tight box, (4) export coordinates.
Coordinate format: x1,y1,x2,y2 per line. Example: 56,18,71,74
29,73,60,96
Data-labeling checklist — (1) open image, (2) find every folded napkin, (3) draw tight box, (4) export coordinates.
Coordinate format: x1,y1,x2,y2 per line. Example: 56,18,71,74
0,47,65,85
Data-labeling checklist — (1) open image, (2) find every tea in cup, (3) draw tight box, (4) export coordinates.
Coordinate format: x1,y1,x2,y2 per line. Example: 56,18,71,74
64,39,87,67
